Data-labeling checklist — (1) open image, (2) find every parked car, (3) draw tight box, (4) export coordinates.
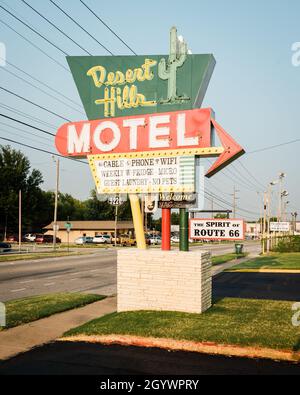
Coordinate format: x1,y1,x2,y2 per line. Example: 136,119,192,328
93,235,112,244
35,234,61,244
0,242,11,253
24,233,36,242
7,235,27,243
75,236,94,245
120,234,137,247
149,235,162,245
145,234,152,245
171,235,180,243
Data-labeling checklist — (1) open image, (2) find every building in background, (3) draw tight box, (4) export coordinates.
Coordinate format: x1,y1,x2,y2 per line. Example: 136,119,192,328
245,222,261,239
44,221,134,243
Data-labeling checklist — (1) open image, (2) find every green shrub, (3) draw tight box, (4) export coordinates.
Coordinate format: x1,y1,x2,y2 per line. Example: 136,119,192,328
274,236,300,253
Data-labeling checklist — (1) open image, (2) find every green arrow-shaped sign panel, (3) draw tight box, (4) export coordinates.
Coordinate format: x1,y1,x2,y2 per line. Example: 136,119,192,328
67,54,216,120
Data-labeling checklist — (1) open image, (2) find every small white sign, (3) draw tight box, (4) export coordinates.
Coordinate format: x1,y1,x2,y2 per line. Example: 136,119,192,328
90,155,195,194
144,194,158,214
53,224,60,232
190,219,245,241
270,222,290,232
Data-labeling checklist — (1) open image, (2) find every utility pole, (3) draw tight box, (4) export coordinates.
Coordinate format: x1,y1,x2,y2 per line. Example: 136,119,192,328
278,173,286,222
53,157,60,251
231,186,239,218
114,205,118,247
18,189,21,253
262,192,267,254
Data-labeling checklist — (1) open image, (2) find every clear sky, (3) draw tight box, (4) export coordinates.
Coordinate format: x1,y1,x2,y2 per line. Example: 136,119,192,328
0,0,299,221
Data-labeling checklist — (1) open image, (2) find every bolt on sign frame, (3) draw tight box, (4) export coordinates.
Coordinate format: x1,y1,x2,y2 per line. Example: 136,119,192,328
55,27,245,249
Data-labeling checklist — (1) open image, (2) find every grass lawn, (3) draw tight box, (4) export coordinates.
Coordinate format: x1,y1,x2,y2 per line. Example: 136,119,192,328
212,253,246,266
0,251,91,263
0,293,105,330
64,298,300,351
229,253,300,271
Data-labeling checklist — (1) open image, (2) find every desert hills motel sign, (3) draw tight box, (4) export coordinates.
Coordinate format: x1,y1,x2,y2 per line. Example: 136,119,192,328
55,27,245,245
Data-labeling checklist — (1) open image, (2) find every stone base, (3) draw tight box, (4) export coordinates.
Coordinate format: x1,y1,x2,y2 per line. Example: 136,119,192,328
117,249,212,314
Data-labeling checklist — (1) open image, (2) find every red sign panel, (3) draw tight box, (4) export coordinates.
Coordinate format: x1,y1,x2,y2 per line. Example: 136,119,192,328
55,108,244,177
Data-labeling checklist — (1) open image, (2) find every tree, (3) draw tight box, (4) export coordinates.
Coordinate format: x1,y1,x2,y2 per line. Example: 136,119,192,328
0,145,44,236
214,213,229,219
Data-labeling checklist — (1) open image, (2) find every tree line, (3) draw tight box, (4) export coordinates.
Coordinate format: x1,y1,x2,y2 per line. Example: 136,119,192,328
0,145,135,237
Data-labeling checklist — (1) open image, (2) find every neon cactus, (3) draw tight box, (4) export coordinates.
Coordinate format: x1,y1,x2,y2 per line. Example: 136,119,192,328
158,27,190,104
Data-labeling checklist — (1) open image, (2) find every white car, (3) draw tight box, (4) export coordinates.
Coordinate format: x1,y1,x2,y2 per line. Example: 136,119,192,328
149,236,162,245
171,235,180,243
93,235,112,244
24,233,36,242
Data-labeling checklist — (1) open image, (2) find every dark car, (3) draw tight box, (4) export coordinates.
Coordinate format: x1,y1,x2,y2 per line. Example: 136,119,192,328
7,235,27,243
35,234,61,244
0,242,12,252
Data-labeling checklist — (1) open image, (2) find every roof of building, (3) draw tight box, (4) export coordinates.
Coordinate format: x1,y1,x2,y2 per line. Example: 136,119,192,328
44,221,134,230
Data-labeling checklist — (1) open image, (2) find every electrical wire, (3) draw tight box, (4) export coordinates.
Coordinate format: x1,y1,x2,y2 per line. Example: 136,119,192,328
21,0,92,56
0,17,70,72
79,0,137,55
0,136,88,165
0,104,58,129
0,86,71,122
0,3,69,56
0,54,81,108
49,0,114,55
0,66,85,116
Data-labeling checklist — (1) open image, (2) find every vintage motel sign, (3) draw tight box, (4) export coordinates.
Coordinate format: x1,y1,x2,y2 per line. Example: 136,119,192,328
55,26,245,250
190,219,245,241
55,107,244,178
88,154,195,195
66,31,216,120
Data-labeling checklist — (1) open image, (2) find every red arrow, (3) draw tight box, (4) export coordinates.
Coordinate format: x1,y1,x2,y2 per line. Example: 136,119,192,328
205,119,245,178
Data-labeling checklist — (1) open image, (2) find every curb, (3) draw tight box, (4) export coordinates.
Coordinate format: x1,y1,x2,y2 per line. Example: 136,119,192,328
227,269,300,274
60,334,300,363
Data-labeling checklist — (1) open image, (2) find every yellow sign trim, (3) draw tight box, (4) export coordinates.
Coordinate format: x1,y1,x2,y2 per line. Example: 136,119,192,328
87,147,224,162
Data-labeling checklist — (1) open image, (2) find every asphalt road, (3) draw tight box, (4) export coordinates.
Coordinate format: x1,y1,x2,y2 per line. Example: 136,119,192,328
1,342,299,375
213,272,300,301
0,242,260,302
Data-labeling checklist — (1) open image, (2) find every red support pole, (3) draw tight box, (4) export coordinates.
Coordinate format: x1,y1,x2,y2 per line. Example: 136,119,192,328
162,208,171,251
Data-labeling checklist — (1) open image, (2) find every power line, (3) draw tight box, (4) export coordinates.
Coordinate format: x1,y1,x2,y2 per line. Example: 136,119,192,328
0,53,80,108
0,136,88,165
206,158,262,193
0,4,69,56
237,159,266,190
0,86,71,122
49,0,114,55
0,103,58,129
79,0,137,55
0,113,55,137
0,128,55,150
21,0,92,56
247,138,300,155
0,66,85,116
0,121,52,143
0,17,70,72
230,161,264,191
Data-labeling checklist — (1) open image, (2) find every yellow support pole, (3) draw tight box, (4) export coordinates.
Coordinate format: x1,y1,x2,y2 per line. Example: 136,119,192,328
129,194,146,250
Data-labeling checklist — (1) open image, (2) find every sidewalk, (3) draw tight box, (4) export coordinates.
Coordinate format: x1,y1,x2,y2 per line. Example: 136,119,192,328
212,254,259,277
0,296,117,361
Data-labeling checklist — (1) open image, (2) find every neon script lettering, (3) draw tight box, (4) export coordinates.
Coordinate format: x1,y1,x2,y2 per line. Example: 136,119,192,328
87,59,157,117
